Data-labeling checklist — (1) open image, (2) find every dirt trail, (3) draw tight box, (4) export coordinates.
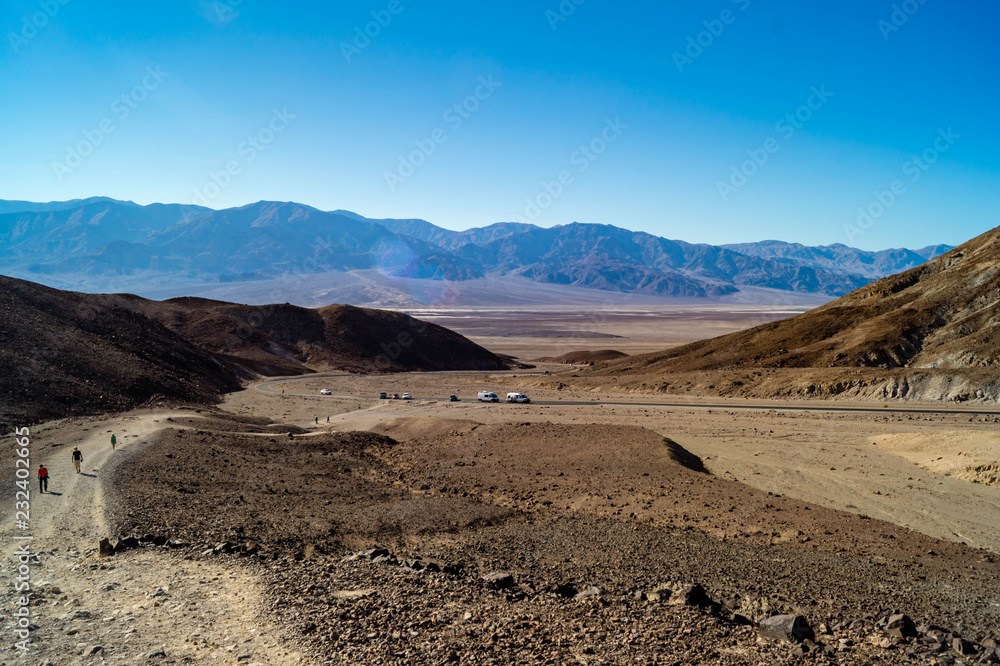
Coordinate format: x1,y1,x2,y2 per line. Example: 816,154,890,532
0,410,305,665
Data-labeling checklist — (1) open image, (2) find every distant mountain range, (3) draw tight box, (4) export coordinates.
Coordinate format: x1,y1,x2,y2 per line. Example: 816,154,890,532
0,198,952,304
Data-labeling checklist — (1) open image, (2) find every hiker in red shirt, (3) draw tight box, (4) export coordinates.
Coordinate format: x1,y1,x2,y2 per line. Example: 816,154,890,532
38,464,48,493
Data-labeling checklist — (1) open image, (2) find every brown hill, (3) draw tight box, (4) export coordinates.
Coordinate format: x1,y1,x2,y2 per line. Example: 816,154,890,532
584,226,1000,401
105,295,510,376
0,276,511,427
0,276,242,430
533,349,629,364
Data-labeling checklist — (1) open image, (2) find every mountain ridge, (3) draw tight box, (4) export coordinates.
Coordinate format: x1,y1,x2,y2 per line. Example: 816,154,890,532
0,198,954,305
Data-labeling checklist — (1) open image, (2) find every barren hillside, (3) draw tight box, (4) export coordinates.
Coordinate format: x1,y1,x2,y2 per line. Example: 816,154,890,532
582,225,1000,401
0,276,511,428
532,349,629,364
0,276,241,430
105,295,512,376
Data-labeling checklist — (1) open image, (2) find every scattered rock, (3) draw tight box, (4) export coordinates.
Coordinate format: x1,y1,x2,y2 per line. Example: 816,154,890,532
952,637,976,656
482,572,515,590
759,614,815,643
887,613,918,638
332,589,377,601
573,585,603,601
645,587,673,603
550,583,578,599
668,584,716,609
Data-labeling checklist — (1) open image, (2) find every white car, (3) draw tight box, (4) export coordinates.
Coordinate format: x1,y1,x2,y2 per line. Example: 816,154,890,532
320,389,332,395
401,392,412,400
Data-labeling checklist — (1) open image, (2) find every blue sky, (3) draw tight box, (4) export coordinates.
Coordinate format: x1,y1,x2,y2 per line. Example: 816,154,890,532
1,0,997,250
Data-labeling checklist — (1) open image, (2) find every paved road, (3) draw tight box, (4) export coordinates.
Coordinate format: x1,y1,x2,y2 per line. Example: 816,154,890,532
253,374,1000,417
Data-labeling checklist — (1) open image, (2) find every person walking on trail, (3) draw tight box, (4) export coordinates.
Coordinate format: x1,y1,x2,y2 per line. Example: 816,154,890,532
111,434,116,451
315,415,318,424
72,447,83,473
37,464,48,493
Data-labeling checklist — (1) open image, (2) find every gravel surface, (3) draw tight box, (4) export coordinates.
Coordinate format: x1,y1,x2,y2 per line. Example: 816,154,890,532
100,416,1000,664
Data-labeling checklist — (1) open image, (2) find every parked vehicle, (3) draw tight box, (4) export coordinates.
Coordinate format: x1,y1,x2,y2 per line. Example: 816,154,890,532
402,392,412,400
320,389,332,395
505,392,531,404
477,391,499,402
379,391,388,399
392,393,400,399
449,395,459,402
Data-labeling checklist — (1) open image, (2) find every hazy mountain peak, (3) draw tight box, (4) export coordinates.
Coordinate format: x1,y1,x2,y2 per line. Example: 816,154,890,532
0,197,955,306
329,209,367,220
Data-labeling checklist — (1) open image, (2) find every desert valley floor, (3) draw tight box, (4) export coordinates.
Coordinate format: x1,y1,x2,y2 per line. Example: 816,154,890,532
2,307,1000,665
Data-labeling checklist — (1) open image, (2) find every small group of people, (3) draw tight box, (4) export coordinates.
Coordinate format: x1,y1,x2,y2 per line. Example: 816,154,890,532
36,434,117,493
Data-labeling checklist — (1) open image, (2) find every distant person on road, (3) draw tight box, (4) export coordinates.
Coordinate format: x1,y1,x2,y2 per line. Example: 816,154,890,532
111,434,116,451
315,415,318,424
72,447,83,473
38,464,48,493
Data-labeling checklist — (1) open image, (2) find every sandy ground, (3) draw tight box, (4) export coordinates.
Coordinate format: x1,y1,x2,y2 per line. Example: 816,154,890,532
222,370,1000,555
410,305,812,359
873,430,1000,486
0,410,304,665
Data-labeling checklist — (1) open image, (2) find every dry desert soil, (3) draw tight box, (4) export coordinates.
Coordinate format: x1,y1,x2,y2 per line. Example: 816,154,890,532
3,308,1000,665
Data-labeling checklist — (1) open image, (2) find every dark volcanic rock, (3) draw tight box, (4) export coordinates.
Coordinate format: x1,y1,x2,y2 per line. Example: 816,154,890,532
887,613,918,638
482,572,515,590
952,637,976,655
668,583,716,609
759,614,814,643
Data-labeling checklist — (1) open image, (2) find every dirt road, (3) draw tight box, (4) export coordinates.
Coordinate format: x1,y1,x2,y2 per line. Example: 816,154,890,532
0,410,304,665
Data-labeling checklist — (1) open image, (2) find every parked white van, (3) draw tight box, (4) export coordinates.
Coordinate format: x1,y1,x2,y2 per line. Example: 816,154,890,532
506,392,531,404
478,391,500,402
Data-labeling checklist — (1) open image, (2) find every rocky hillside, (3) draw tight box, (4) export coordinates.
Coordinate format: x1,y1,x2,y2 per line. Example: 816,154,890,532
106,295,512,376
0,276,512,427
584,224,1000,401
0,276,242,430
